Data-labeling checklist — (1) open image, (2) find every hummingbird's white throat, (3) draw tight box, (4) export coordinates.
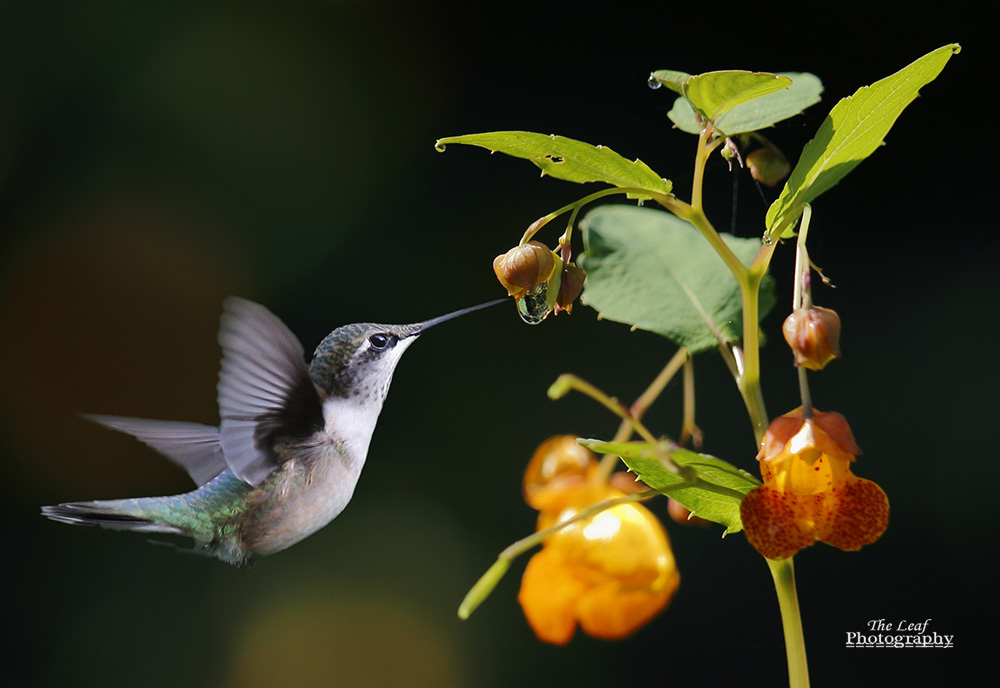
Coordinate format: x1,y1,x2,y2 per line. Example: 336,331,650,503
320,334,418,465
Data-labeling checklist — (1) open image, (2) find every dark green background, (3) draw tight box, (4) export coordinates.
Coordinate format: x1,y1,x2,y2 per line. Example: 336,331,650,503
1,2,991,686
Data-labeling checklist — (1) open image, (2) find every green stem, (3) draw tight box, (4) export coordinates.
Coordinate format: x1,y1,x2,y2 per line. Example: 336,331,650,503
520,187,631,244
740,236,781,443
793,204,815,418
797,366,814,418
691,123,722,212
738,268,770,444
500,490,654,561
549,374,659,446
683,208,749,282
598,348,689,483
766,557,810,688
670,125,747,280
792,205,813,310
549,373,693,480
520,186,682,246
664,124,775,443
681,355,701,449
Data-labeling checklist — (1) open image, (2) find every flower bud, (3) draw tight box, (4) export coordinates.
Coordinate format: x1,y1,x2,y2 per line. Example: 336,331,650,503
553,263,586,315
746,144,790,187
782,306,841,370
667,498,710,527
493,241,556,300
523,435,594,510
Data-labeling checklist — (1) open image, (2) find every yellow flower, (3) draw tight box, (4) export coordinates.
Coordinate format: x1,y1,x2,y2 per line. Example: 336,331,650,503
522,435,593,512
740,408,889,560
517,437,680,645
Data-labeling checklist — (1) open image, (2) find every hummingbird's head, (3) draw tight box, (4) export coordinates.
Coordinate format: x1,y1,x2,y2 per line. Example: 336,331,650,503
307,299,504,405
309,322,420,405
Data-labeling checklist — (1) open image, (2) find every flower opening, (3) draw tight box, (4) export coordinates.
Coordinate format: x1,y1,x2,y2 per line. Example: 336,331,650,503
740,409,888,560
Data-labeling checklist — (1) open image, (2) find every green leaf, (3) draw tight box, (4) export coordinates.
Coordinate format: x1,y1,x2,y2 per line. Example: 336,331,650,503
683,71,792,123
578,205,775,353
667,72,823,136
580,439,759,535
766,44,960,234
648,69,691,95
435,131,671,199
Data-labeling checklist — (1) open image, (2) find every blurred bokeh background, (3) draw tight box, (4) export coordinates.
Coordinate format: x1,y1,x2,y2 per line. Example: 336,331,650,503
1,2,992,686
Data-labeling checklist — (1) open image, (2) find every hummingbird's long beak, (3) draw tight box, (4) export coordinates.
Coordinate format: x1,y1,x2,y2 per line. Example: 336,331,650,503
413,298,506,334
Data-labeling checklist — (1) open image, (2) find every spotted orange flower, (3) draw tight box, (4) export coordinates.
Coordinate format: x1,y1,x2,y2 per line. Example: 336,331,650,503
518,436,680,645
740,409,889,560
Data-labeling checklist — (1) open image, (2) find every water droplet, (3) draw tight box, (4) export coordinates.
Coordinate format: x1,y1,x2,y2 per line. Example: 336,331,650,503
434,142,447,152
647,75,662,90
762,233,773,245
517,284,551,325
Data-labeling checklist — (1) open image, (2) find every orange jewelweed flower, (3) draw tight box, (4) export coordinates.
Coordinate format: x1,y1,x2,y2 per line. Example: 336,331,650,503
740,409,889,560
518,437,680,645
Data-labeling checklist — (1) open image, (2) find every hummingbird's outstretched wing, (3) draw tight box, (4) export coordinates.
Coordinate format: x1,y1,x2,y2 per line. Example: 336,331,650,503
217,297,324,487
81,414,227,486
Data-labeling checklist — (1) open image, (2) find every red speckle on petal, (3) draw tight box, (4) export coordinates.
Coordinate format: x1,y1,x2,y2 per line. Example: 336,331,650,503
821,478,889,551
740,486,815,559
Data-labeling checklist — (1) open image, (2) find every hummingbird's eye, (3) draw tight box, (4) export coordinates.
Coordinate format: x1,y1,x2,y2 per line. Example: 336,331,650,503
368,333,393,350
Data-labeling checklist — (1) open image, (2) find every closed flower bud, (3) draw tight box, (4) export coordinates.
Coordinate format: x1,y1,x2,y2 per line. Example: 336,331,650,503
782,306,842,370
553,263,586,315
746,144,791,187
523,435,595,511
493,241,556,300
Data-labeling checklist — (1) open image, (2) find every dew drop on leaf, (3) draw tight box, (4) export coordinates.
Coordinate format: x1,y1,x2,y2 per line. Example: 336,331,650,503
647,75,662,90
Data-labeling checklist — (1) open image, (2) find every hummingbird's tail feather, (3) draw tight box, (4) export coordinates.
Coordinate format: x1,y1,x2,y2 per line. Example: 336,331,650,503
41,501,188,536
42,488,257,568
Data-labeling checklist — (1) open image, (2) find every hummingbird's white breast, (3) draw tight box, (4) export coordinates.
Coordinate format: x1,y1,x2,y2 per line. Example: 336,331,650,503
246,435,364,556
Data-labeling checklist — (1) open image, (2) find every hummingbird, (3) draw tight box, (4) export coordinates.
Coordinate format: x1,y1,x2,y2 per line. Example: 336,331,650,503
42,296,502,568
